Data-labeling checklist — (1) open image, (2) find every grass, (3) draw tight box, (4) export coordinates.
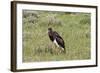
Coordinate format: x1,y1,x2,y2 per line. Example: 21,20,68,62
22,10,91,62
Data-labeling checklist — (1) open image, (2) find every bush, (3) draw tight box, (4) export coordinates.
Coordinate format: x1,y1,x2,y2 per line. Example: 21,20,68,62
23,10,39,25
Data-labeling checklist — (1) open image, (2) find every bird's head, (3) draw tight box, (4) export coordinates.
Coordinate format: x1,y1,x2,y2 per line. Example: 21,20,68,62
48,28,52,32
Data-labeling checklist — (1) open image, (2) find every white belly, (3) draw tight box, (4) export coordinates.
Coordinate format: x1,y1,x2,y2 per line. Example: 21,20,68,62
53,39,59,47
53,39,64,51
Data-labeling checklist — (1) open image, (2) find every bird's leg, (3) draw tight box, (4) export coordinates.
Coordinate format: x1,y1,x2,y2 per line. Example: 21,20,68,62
51,43,54,54
54,44,57,54
54,44,58,55
58,47,62,54
60,47,66,54
58,47,64,54
59,49,62,53
50,43,56,54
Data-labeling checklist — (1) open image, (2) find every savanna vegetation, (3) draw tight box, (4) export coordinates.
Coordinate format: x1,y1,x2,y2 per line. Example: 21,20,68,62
22,10,91,62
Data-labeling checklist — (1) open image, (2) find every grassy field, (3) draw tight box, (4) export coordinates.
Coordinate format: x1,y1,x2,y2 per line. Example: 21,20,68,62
22,10,91,62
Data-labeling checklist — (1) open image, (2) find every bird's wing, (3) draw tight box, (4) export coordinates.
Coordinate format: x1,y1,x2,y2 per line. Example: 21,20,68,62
53,31,62,39
55,35,65,49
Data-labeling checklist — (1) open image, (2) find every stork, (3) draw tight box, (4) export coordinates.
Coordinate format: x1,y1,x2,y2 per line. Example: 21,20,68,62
48,28,66,53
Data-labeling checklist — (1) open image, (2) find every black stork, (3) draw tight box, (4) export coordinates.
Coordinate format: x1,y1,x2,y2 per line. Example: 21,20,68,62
48,28,66,53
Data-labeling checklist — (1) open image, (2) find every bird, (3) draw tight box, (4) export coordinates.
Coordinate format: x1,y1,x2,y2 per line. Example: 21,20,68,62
48,28,66,53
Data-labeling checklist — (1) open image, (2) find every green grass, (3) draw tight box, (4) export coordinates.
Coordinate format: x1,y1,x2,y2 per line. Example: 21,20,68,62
22,10,91,62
